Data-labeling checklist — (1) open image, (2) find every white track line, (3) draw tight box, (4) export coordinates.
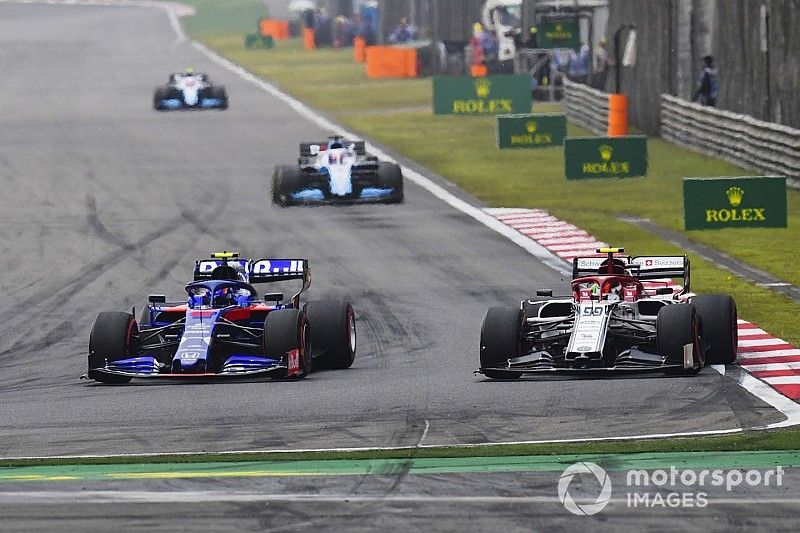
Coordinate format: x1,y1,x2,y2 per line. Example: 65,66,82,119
2,1,799,459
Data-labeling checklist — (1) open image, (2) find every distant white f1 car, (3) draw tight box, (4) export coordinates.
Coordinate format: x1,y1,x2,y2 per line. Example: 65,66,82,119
153,71,228,111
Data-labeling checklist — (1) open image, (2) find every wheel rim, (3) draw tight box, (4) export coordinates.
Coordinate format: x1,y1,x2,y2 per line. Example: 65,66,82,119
347,309,356,354
694,313,704,368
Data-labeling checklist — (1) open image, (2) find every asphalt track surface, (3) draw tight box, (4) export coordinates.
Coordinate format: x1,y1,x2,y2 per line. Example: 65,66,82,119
0,3,788,461
1,466,799,531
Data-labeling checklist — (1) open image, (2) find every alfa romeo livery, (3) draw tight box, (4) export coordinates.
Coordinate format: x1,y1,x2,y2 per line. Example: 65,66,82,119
478,247,738,378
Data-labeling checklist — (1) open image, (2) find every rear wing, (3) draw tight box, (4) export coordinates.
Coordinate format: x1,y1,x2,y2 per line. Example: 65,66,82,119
572,255,690,292
249,259,309,285
194,257,309,285
300,140,366,156
194,257,249,281
251,259,311,308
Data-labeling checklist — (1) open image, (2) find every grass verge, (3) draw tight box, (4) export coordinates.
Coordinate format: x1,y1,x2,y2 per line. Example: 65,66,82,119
3,427,800,467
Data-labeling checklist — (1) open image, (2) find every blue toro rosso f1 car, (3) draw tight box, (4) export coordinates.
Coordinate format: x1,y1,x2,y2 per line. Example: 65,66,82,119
86,253,355,384
271,136,404,205
153,71,228,111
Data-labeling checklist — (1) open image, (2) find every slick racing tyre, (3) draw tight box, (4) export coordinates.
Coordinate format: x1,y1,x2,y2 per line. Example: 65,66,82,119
263,309,310,379
480,306,524,379
377,162,404,204
657,304,704,375
153,87,168,110
211,85,228,109
272,165,301,206
88,312,138,384
692,295,738,364
304,300,356,370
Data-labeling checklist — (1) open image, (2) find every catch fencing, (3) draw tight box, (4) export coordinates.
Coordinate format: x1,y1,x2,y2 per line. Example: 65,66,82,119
661,94,800,186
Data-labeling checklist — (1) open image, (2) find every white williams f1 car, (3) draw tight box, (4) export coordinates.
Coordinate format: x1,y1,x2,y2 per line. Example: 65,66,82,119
271,136,404,205
153,71,228,111
478,247,738,378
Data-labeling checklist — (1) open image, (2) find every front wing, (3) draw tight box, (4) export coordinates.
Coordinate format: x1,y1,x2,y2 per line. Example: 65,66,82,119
156,98,227,110
286,187,398,204
477,351,686,376
86,366,287,381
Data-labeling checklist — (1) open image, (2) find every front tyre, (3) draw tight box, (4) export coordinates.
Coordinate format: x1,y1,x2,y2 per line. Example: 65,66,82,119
211,85,228,109
480,306,524,379
692,295,738,364
305,300,356,370
263,309,310,379
88,312,137,384
271,165,300,206
657,304,704,375
377,161,404,203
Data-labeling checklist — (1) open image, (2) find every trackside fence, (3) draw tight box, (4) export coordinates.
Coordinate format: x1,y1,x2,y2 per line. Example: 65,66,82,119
661,94,800,187
563,78,608,136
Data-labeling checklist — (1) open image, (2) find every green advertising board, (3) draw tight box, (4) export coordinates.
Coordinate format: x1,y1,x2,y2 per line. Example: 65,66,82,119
496,113,566,149
683,176,787,230
564,136,648,179
537,20,580,50
432,75,532,115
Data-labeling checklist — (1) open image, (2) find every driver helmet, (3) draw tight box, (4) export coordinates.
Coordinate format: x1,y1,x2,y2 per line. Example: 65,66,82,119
214,286,236,308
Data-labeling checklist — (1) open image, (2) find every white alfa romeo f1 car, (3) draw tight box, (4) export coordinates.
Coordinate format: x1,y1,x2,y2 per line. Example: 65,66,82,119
478,247,738,378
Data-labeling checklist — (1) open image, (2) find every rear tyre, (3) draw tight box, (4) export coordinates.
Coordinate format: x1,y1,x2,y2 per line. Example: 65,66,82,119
305,300,356,370
88,312,137,384
480,307,524,379
692,295,738,364
377,162,403,203
657,304,703,375
263,309,310,379
272,165,300,206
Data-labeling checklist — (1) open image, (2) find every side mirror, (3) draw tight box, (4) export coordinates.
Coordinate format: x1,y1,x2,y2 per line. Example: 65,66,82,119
536,289,553,297
263,292,284,302
656,288,673,295
309,144,320,155
148,294,166,303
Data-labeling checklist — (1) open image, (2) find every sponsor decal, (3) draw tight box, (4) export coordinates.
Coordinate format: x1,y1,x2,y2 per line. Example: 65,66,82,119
582,145,631,175
287,349,300,375
683,176,786,230
497,113,566,149
564,137,647,179
252,259,304,275
433,75,532,115
705,187,765,223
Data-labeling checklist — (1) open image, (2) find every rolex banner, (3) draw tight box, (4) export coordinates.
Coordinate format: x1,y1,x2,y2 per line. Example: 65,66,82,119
537,20,580,50
432,75,532,115
496,113,566,149
564,136,648,179
683,176,787,230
